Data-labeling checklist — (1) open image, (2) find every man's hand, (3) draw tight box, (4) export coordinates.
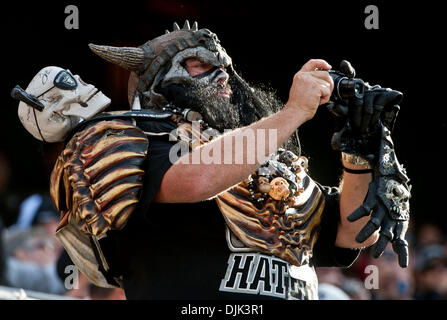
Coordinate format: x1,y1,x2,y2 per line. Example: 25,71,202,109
285,59,334,121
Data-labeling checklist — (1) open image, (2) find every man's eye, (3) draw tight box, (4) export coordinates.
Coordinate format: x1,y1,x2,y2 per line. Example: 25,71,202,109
185,58,207,69
193,62,204,68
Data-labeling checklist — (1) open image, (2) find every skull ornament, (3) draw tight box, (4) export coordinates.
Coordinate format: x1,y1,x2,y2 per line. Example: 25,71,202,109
257,176,271,194
268,177,290,200
216,149,324,266
16,66,111,142
385,179,411,216
279,150,299,167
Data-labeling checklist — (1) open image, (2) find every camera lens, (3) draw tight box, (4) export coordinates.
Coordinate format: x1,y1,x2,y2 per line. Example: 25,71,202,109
328,70,365,101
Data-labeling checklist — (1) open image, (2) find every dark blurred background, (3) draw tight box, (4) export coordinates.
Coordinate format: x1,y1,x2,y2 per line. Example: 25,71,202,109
1,0,444,234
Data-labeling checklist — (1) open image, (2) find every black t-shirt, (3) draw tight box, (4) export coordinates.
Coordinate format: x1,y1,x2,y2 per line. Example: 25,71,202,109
102,136,359,300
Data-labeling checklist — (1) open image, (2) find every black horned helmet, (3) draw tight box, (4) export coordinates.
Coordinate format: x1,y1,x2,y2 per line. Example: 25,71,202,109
89,20,233,109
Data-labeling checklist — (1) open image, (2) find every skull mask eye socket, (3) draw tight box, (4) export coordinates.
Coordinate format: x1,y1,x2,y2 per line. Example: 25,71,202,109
53,70,78,90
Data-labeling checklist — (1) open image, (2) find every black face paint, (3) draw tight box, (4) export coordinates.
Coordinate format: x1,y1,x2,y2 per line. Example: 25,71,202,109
192,66,225,84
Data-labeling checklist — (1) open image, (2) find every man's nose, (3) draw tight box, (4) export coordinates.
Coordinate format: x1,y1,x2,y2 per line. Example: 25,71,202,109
215,69,229,85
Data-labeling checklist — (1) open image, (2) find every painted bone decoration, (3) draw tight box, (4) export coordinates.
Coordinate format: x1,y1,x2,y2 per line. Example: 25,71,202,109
216,150,326,266
269,177,290,200
50,119,149,238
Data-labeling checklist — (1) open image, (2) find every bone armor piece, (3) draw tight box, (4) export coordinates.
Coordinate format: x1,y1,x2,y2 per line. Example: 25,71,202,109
216,156,325,267
50,119,148,238
269,177,290,200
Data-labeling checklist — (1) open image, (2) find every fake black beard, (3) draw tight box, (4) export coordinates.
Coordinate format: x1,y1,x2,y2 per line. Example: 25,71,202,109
158,81,241,132
158,74,300,154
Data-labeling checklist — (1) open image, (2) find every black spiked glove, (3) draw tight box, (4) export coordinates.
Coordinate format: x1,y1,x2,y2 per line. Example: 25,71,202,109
327,61,411,268
347,125,411,267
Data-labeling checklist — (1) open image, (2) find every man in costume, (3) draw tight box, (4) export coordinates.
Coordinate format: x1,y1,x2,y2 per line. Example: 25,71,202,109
12,21,410,299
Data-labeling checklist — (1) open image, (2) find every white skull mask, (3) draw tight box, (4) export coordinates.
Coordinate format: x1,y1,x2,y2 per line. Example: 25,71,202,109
16,66,111,142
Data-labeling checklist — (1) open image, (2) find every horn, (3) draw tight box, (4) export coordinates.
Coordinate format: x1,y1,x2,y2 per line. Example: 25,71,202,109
88,43,146,72
173,22,180,31
183,20,190,30
192,21,198,31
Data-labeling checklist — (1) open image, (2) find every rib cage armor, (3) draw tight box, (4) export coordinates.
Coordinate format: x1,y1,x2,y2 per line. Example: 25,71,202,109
216,156,325,267
50,119,148,239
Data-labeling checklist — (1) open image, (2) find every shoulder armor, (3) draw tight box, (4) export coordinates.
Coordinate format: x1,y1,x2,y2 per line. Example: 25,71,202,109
66,109,175,142
216,156,325,266
50,119,148,238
